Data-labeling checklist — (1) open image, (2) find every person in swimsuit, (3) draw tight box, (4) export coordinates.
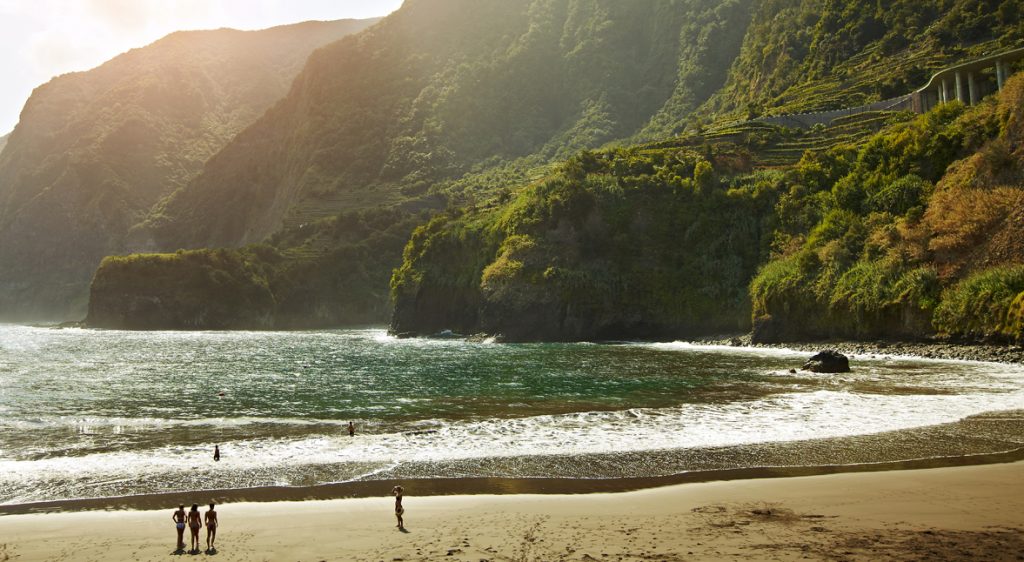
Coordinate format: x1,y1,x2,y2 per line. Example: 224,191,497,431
348,421,355,437
214,445,220,461
392,485,405,530
172,505,186,551
205,503,218,551
187,504,203,552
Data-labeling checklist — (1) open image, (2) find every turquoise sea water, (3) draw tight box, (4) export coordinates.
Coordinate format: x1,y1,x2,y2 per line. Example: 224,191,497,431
1,325,1023,504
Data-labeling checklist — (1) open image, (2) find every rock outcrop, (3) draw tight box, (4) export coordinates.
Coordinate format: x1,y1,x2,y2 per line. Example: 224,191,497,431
801,350,851,373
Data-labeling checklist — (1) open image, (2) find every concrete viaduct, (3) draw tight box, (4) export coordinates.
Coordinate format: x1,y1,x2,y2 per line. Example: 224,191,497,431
912,46,1024,112
753,47,1023,130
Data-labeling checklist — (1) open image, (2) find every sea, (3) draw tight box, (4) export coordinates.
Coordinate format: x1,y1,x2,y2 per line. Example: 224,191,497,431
1,325,1023,505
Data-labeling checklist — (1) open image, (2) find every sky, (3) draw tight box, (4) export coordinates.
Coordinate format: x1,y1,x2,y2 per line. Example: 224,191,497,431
0,0,404,135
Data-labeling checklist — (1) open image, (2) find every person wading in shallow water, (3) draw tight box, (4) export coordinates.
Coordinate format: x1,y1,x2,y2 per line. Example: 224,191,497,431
348,421,355,437
172,505,186,551
392,485,405,530
213,444,220,461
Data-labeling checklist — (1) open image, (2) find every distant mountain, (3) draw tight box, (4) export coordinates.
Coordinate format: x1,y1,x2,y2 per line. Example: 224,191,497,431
145,0,753,251
0,18,377,321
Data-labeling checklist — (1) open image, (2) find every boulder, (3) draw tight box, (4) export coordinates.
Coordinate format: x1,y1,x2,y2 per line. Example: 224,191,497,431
801,350,850,373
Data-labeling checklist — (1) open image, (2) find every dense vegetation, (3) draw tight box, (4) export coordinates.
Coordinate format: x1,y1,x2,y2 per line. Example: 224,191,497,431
0,19,376,321
706,0,1024,119
391,147,775,340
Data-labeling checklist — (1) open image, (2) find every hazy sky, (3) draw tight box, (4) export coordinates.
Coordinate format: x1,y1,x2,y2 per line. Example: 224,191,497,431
0,0,404,134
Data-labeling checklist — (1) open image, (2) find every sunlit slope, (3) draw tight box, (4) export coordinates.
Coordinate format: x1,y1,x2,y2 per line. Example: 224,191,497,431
0,18,377,321
147,0,754,251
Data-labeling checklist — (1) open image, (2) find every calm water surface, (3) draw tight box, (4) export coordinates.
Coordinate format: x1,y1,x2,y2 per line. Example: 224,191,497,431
1,325,1022,504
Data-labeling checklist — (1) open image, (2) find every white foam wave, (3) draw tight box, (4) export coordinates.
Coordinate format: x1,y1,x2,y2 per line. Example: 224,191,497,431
645,341,809,358
3,386,1022,490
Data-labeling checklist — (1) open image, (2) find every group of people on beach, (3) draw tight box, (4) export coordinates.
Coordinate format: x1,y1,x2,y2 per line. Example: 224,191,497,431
170,488,404,552
172,503,217,553
171,422,399,551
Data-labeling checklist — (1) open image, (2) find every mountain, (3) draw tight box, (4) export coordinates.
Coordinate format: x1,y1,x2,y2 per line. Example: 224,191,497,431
0,18,377,321
0,133,8,154
144,0,754,251
89,0,1024,340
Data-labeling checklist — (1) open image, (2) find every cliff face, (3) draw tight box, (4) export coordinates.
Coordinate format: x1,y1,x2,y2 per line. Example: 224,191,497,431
0,18,377,321
87,250,276,330
391,150,771,341
145,0,754,251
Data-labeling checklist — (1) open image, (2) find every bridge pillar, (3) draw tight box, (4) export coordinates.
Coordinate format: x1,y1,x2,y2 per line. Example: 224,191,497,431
956,71,965,103
997,61,1005,90
968,71,978,105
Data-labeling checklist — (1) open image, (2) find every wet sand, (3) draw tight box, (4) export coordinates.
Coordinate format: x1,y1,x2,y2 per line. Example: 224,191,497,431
1,460,1022,561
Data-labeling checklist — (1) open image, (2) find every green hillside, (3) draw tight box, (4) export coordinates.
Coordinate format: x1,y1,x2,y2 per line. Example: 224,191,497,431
0,18,377,321
145,0,754,251
705,0,1024,119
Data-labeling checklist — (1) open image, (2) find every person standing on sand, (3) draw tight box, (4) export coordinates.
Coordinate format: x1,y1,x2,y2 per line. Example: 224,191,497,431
392,485,405,530
205,503,218,551
348,421,355,437
187,504,203,552
172,504,186,551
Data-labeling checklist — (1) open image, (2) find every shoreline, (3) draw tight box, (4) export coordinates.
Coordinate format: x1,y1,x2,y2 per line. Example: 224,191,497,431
697,334,1024,364
3,446,1022,517
2,460,1022,561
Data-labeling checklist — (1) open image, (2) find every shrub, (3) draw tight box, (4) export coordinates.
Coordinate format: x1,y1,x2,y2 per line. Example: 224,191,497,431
933,265,1024,341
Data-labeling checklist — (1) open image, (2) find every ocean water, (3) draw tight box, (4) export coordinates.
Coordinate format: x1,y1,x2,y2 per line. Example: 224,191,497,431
1,325,1023,504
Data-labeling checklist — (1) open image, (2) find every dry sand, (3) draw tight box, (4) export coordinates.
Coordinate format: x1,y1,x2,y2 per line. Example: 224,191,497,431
1,460,1022,561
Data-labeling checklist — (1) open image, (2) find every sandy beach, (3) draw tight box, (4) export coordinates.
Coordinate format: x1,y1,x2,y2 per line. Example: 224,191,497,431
2,460,1022,561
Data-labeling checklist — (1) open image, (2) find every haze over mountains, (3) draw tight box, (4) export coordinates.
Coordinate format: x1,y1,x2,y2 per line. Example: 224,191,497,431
0,18,377,320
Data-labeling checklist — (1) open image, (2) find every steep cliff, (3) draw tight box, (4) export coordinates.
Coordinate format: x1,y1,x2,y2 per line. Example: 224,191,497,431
0,18,377,321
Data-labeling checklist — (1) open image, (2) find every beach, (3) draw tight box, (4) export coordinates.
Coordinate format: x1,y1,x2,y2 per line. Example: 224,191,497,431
2,460,1022,561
